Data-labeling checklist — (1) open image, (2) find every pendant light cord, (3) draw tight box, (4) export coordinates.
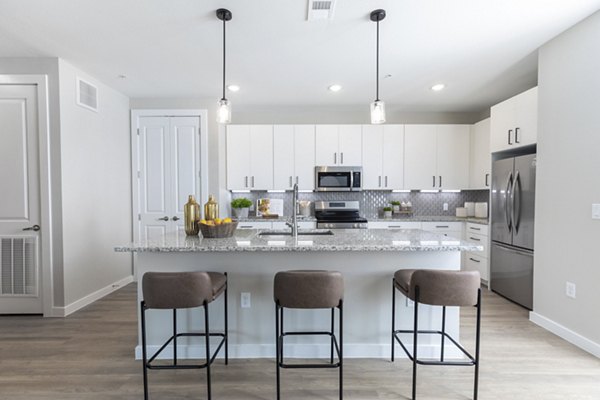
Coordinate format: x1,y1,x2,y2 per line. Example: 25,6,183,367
375,18,380,102
222,18,226,101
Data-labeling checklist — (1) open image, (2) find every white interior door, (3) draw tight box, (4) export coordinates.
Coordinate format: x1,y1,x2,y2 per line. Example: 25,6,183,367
0,84,42,314
138,116,201,240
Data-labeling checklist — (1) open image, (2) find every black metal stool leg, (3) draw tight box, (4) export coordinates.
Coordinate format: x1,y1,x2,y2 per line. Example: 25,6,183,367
330,308,335,364
224,273,229,365
391,278,396,362
275,303,281,400
441,306,446,362
339,300,344,400
412,287,420,400
141,301,149,400
205,302,211,400
173,308,177,365
474,289,482,400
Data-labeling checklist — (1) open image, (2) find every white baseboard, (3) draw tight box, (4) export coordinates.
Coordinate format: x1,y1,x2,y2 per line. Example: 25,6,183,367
50,275,134,317
530,312,600,358
134,343,464,360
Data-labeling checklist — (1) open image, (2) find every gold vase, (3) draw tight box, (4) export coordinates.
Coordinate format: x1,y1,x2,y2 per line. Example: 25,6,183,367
204,194,219,221
184,195,200,236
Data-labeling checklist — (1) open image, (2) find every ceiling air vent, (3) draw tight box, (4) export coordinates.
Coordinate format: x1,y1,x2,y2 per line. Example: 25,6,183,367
307,0,336,21
76,77,98,112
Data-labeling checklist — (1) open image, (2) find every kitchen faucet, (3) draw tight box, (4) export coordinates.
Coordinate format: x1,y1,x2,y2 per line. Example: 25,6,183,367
286,183,298,238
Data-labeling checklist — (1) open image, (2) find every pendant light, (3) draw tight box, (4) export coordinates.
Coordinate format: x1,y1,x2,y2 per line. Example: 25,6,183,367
370,9,386,124
216,8,232,124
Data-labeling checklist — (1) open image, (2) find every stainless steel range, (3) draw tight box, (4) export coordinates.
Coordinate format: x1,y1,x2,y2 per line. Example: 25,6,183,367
315,201,368,229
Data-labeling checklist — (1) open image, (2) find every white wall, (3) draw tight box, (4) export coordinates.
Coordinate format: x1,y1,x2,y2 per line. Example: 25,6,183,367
58,60,132,306
533,10,600,354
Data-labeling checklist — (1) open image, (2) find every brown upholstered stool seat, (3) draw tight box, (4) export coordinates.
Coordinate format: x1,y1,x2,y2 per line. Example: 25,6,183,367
274,270,344,309
142,271,226,309
393,269,416,296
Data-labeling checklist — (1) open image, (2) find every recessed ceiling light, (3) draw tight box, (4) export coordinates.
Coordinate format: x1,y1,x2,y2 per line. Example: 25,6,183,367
227,85,240,92
117,74,127,79
431,83,446,92
328,84,342,92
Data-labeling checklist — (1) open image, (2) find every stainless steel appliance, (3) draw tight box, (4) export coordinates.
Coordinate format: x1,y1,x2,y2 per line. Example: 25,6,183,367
491,153,536,309
315,166,362,192
315,201,368,229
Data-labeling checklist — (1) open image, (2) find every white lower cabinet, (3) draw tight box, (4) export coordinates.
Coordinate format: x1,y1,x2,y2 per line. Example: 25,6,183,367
421,221,463,239
237,221,316,230
463,222,489,282
236,221,273,230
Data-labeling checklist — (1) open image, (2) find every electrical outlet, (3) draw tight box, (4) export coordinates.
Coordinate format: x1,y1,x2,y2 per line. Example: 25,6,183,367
241,292,251,308
592,204,600,219
443,203,448,211
565,282,576,299
405,298,414,307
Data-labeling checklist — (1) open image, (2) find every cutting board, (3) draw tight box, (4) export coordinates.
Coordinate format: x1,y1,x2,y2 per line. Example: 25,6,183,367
256,198,284,217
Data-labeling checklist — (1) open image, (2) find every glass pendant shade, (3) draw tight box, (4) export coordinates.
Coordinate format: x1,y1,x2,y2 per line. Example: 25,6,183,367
370,100,386,124
217,98,231,124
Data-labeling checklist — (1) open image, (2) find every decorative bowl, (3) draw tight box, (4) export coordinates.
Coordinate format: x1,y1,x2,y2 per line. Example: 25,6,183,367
198,221,238,238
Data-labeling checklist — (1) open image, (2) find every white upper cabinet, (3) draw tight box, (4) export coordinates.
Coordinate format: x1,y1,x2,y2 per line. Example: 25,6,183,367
490,87,538,152
362,124,404,189
273,125,315,190
404,124,469,190
315,125,362,166
437,125,470,190
227,125,273,190
469,118,491,189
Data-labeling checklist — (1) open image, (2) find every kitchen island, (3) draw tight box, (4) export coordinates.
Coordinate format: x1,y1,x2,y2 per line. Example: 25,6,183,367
116,229,482,360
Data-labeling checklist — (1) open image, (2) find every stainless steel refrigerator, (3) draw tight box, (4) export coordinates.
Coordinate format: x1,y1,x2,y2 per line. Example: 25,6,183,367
490,153,536,309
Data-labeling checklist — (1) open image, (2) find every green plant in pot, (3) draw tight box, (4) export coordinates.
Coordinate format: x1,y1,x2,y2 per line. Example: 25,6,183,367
383,206,393,219
390,201,401,212
231,197,252,219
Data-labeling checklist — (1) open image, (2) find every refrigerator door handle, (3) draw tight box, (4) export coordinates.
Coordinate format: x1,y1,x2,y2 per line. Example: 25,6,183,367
505,172,513,232
514,171,522,234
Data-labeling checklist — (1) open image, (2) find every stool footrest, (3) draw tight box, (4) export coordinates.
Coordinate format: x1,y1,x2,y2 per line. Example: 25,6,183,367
393,329,476,366
147,333,226,369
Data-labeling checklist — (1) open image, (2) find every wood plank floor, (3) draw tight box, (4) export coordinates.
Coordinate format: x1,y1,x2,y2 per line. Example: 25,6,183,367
1,283,599,399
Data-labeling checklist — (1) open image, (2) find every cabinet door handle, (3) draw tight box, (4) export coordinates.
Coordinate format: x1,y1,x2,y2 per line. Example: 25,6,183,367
289,176,293,187
469,257,481,263
245,176,248,188
334,152,337,164
435,225,449,228
341,152,344,164
389,225,403,228
251,176,255,187
439,175,442,187
469,236,481,241
296,176,299,185
469,227,481,231
385,176,388,187
508,129,513,145
433,176,436,187
485,173,489,187
515,127,520,143
378,176,382,187
239,225,253,229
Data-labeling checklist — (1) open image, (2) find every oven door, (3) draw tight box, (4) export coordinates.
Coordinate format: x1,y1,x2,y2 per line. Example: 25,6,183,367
315,169,352,191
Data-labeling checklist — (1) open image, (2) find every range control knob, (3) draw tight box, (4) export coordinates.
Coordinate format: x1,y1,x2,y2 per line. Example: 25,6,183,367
353,223,358,228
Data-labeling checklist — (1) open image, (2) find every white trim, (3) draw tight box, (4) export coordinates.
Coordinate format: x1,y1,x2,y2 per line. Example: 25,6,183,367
134,343,463,360
51,275,134,317
0,75,53,317
129,109,209,244
530,312,600,358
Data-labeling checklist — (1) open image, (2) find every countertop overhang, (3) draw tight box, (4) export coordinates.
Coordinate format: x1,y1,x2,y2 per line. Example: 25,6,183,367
115,228,484,253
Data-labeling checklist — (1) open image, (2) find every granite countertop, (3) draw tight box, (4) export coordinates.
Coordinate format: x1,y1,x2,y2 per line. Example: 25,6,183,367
115,229,484,253
238,215,488,225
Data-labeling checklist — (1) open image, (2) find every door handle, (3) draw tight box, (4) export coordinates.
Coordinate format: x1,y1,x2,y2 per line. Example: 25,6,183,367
513,171,522,234
485,173,489,187
251,176,255,187
22,225,40,232
432,176,436,187
172,216,180,221
505,172,513,232
296,176,299,185
340,152,344,164
515,127,520,143
469,257,481,263
378,176,382,187
289,176,293,187
157,216,169,221
508,129,513,145
469,236,481,241
385,176,388,187
439,175,442,188
245,176,248,188
334,152,337,164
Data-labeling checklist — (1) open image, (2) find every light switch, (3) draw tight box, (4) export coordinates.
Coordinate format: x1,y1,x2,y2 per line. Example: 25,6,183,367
592,204,600,220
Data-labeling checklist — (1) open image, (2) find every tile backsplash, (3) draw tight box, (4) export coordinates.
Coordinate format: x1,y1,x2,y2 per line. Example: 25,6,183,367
231,190,489,218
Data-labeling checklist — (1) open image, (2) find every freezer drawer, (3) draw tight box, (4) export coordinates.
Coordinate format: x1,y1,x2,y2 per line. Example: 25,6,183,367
490,242,533,310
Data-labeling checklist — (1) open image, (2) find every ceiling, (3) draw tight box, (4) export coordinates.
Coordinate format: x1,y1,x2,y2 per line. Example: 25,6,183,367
1,0,599,112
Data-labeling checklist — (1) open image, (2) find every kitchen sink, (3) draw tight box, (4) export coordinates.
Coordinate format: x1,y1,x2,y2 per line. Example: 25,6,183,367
258,230,334,236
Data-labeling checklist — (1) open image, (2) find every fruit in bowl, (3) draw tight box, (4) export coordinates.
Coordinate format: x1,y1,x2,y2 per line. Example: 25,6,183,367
198,218,238,238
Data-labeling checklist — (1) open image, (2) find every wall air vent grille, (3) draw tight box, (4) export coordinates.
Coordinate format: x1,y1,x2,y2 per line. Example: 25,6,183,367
307,0,335,20
76,77,98,112
0,237,37,296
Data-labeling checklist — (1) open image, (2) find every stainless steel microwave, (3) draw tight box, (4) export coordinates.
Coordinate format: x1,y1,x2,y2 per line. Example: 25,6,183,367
315,166,362,192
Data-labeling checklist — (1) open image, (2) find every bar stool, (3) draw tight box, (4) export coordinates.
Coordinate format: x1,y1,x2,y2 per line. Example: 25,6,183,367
141,271,228,400
391,269,481,400
274,270,344,400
